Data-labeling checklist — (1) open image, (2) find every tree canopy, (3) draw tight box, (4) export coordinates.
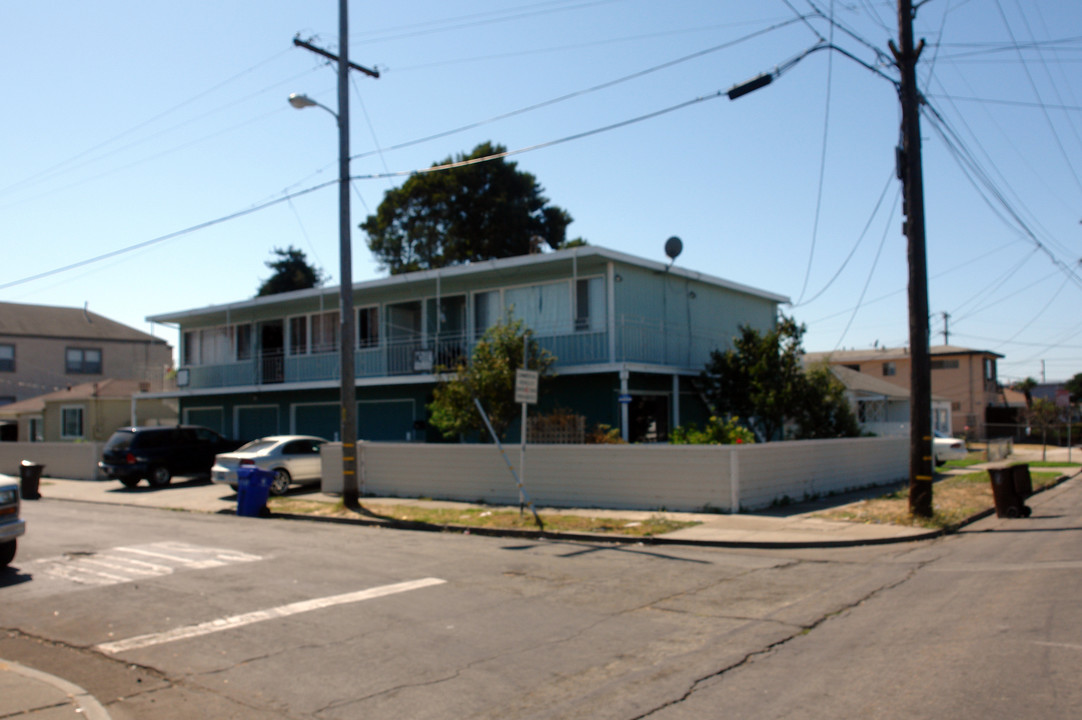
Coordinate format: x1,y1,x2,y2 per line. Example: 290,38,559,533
700,316,861,441
361,142,579,275
1065,373,1082,403
428,315,555,441
256,246,326,297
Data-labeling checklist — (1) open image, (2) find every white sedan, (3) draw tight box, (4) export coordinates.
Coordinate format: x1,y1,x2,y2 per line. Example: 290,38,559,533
212,436,328,495
933,431,968,466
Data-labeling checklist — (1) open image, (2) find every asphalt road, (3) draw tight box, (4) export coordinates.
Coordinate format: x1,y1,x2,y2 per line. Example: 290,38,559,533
3,478,1080,719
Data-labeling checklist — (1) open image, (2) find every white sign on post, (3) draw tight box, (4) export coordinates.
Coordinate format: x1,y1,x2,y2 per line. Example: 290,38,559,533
515,369,539,405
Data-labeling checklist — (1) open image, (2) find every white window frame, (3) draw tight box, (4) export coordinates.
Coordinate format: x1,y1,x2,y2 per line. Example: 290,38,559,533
60,405,85,439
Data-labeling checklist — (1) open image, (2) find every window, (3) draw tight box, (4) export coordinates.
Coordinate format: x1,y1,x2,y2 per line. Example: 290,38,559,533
882,361,896,377
60,406,84,439
505,281,571,334
66,348,102,374
984,357,997,382
0,344,13,372
29,417,43,442
386,301,422,342
932,359,959,370
290,316,308,355
474,291,500,338
235,324,253,361
310,311,339,354
359,306,380,348
183,327,248,365
575,277,605,332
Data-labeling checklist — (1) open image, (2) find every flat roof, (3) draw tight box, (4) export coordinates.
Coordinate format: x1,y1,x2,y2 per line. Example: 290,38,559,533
147,245,789,324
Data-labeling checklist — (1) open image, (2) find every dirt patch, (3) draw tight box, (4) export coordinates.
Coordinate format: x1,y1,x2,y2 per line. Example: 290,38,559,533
814,470,1065,530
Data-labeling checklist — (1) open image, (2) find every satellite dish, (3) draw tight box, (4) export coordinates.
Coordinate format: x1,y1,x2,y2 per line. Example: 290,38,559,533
664,236,683,262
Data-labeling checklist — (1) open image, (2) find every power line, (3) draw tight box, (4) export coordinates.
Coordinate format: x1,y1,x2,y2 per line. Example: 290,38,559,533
347,18,809,164
795,0,837,306
0,180,336,292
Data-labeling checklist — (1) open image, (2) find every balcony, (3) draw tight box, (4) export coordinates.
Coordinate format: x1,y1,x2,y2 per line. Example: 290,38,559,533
178,318,721,391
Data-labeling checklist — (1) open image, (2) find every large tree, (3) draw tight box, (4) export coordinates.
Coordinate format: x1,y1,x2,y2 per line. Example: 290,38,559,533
361,142,577,274
428,315,555,441
256,246,326,297
1064,372,1082,403
701,316,861,442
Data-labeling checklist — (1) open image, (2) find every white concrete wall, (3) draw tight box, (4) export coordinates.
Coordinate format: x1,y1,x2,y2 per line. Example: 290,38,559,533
322,436,907,513
0,442,105,481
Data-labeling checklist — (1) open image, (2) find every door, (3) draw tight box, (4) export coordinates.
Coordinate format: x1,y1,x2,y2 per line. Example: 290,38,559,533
628,395,670,443
260,321,285,384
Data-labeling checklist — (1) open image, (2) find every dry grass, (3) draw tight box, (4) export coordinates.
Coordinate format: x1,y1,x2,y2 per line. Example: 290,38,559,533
266,497,698,537
815,469,1065,530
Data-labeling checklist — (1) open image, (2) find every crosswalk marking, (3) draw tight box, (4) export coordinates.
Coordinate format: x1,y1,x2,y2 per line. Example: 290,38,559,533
26,542,263,589
96,577,448,654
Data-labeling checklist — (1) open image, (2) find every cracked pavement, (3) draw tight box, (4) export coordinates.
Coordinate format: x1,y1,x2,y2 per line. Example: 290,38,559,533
5,480,1080,718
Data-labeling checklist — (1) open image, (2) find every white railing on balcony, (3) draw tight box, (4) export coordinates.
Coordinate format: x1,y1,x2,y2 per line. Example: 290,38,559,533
178,317,729,390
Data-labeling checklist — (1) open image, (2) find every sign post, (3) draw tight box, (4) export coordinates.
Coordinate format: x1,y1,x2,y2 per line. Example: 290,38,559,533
515,367,539,514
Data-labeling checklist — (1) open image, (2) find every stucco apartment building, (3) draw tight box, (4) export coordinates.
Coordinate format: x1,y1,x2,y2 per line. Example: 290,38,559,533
0,301,173,406
804,345,1003,439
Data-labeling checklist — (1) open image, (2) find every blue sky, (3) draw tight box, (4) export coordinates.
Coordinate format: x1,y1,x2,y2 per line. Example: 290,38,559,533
4,1,1081,384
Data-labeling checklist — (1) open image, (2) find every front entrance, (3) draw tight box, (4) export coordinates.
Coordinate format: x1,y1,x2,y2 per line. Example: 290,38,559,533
628,394,669,443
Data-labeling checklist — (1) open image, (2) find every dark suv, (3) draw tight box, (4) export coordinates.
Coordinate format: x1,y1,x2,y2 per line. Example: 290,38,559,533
99,426,242,488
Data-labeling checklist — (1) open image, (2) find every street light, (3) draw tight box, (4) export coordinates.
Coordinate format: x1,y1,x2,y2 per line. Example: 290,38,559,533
289,86,359,510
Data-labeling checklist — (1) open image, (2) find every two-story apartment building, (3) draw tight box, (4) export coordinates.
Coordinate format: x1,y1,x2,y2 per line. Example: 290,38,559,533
147,246,787,443
0,301,173,405
804,345,1004,439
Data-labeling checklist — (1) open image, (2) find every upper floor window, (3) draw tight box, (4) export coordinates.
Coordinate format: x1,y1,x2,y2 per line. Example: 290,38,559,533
0,344,13,372
984,357,997,382
183,325,251,365
290,311,339,355
932,359,959,370
575,277,605,332
66,347,102,374
882,361,896,377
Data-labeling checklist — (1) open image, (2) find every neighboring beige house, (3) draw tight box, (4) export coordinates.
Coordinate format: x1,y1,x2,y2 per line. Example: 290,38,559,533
0,379,177,443
826,365,952,437
0,301,173,405
804,345,1003,439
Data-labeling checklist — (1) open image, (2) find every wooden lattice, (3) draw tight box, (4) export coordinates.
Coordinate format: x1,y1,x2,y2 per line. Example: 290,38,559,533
527,413,586,444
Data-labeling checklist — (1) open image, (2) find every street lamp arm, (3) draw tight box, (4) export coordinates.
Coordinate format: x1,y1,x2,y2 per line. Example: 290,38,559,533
288,93,338,120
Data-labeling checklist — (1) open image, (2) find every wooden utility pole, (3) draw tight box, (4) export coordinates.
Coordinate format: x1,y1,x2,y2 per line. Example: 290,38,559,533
891,0,934,517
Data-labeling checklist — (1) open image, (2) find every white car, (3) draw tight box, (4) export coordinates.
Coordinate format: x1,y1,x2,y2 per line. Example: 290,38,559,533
933,431,967,466
212,436,328,496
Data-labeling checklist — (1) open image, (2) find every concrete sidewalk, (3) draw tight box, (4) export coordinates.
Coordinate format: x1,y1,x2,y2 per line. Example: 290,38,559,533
0,658,111,719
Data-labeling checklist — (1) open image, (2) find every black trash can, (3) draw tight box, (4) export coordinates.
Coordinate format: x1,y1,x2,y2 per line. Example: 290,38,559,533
988,464,1030,518
1012,463,1033,500
19,460,44,500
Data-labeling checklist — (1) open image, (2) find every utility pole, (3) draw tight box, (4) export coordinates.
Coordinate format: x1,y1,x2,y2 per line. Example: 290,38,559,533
293,4,379,511
942,311,950,345
891,0,934,517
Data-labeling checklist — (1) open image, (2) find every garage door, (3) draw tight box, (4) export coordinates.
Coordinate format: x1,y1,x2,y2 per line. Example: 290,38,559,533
237,406,279,441
358,400,415,441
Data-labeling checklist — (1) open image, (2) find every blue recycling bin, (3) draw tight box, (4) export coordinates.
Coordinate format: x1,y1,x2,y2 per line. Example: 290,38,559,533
236,466,273,518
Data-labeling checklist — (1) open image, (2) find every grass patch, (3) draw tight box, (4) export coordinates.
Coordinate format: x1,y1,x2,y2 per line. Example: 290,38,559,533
814,469,1066,530
940,452,987,469
1028,461,1081,468
267,497,699,537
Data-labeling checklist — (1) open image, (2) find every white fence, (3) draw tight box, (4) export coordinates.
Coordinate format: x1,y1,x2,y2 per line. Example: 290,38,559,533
322,437,908,513
0,442,105,481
